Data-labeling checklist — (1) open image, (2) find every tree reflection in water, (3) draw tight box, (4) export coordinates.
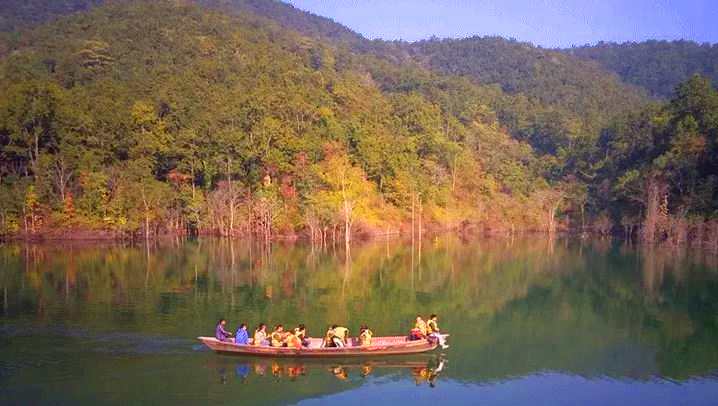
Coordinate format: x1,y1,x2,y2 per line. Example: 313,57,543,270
2,237,718,387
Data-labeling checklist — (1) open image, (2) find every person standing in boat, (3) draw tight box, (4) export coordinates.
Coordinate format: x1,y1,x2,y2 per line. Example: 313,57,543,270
215,319,234,342
253,323,269,346
235,323,249,345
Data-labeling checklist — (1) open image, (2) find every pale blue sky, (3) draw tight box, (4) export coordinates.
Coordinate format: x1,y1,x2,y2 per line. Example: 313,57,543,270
285,0,718,47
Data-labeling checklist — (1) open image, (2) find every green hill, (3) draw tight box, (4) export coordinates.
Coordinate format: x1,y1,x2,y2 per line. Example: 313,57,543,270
565,40,718,99
0,0,651,158
0,0,103,32
0,0,554,238
0,0,715,243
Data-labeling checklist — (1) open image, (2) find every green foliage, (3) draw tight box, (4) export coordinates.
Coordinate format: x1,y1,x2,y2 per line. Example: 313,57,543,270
0,0,555,237
5,0,709,239
566,40,718,99
402,36,648,161
596,75,718,221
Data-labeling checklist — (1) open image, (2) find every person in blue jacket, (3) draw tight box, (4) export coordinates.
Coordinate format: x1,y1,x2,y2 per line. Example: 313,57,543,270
235,323,249,345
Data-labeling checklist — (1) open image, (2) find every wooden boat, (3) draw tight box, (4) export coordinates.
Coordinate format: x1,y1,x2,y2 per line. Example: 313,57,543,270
197,335,445,358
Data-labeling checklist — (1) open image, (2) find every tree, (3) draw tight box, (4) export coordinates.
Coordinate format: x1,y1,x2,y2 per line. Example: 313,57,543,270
308,143,378,251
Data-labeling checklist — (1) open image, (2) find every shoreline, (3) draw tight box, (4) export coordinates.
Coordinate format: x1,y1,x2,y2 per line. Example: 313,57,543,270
0,221,570,243
3,223,717,252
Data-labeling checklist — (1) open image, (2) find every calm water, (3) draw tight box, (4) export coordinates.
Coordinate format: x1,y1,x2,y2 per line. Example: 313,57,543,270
2,237,718,405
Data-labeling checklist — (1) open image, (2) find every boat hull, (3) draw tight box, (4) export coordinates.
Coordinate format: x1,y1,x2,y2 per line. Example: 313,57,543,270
198,335,441,358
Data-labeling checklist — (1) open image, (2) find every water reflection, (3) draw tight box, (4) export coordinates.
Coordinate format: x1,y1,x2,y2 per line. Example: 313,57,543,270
210,355,446,386
2,237,718,404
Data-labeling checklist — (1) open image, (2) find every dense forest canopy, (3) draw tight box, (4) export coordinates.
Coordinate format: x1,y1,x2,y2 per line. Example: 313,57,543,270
0,0,716,246
565,40,718,99
0,0,103,32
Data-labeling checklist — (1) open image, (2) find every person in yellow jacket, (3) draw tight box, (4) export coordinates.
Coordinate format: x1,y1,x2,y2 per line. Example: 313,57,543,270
359,325,373,346
426,314,449,349
284,331,302,349
270,324,286,347
427,314,440,334
415,315,428,337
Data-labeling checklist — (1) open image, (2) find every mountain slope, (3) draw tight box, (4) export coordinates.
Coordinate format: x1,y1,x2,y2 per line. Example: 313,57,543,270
0,0,650,159
406,37,647,133
199,0,367,48
191,3,651,158
0,0,103,32
564,40,718,99
0,0,554,237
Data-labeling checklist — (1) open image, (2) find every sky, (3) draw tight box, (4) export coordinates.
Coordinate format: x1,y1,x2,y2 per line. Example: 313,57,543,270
285,0,718,48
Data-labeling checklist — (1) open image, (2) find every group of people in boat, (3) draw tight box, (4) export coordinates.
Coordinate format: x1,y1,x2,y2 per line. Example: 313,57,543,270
215,321,311,348
322,324,375,347
409,314,439,340
409,314,448,349
214,313,446,349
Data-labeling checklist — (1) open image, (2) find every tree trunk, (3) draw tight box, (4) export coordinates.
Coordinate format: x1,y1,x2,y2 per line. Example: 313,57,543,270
411,192,415,249
141,188,150,241
227,158,234,236
451,156,457,193
642,178,666,243
344,200,351,254
145,212,150,241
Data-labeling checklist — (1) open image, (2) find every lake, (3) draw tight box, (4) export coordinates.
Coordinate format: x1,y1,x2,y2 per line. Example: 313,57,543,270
2,237,718,405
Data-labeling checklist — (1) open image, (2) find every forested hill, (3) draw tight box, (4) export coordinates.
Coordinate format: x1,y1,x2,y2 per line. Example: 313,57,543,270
406,37,645,128
565,41,718,99
0,0,365,47
199,0,366,48
402,37,647,158
0,0,716,245
199,3,652,158
0,0,553,239
0,0,103,32
0,0,649,158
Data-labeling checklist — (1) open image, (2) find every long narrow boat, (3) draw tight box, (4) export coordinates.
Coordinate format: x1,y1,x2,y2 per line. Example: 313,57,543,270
197,335,444,358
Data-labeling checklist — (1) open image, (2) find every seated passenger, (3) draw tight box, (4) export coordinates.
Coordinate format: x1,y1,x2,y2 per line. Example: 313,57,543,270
333,325,349,347
215,319,233,342
415,315,428,337
427,314,449,349
409,327,424,341
359,325,373,346
426,314,440,334
284,331,302,349
253,323,269,346
270,324,286,347
323,326,336,348
235,323,249,345
294,324,310,347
